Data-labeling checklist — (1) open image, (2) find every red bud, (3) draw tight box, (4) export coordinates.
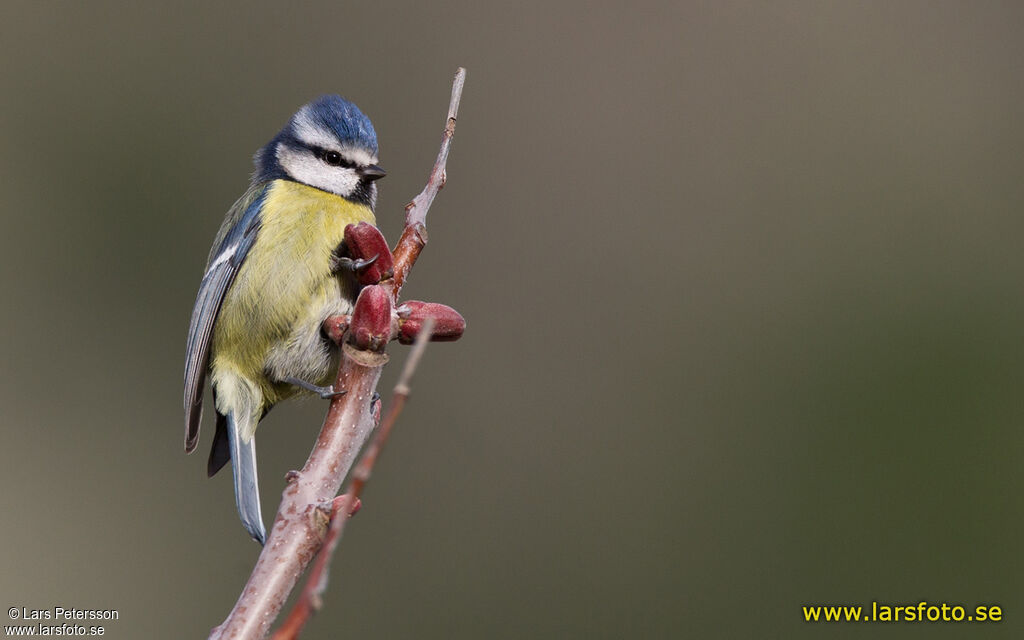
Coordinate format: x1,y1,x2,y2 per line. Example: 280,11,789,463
349,286,393,351
397,301,466,344
330,494,362,518
344,222,394,285
322,315,350,345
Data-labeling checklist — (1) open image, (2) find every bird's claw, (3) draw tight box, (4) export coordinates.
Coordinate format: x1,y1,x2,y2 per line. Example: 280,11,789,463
331,253,379,273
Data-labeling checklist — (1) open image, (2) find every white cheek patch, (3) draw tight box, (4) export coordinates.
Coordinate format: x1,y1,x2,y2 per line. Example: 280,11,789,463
277,143,360,197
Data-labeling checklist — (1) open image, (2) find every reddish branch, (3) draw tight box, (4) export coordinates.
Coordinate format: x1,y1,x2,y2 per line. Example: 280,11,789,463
386,66,465,299
209,68,466,640
270,494,363,640
271,319,435,640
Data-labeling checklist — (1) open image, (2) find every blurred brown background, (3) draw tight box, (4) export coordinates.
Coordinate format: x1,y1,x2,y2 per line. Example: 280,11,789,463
1,1,1022,638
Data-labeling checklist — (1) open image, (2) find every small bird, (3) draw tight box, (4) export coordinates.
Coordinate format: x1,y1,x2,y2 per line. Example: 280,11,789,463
184,95,386,544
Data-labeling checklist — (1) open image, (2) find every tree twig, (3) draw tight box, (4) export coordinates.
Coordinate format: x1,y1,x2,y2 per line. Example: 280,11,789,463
270,319,435,640
387,68,465,299
209,359,382,640
209,67,465,640
267,494,362,640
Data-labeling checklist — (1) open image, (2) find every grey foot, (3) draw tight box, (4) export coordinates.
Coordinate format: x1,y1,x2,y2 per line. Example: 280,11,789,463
284,376,348,399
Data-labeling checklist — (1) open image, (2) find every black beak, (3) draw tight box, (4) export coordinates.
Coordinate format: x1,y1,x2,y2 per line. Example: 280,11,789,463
358,164,387,181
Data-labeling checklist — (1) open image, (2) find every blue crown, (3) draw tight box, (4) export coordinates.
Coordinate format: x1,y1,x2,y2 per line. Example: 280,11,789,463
299,95,378,153
253,95,378,182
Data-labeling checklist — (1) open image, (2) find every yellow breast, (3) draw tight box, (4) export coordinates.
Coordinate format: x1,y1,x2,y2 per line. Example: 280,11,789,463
211,180,376,402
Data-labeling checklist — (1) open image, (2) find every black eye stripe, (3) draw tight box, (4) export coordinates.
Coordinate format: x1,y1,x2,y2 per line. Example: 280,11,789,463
314,147,355,168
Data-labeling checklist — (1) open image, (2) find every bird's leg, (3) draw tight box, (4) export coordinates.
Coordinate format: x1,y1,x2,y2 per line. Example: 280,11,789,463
283,376,348,400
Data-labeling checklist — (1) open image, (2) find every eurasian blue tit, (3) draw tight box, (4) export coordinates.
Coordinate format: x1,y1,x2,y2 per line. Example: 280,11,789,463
184,95,386,544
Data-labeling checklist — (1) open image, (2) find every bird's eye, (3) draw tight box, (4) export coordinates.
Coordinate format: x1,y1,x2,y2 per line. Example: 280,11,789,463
323,151,343,166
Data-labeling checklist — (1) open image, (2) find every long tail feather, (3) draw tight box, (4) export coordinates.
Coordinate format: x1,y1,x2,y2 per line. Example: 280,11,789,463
227,412,266,545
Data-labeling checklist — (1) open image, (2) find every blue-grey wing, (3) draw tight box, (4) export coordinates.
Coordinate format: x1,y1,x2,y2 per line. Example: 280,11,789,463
183,183,270,453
